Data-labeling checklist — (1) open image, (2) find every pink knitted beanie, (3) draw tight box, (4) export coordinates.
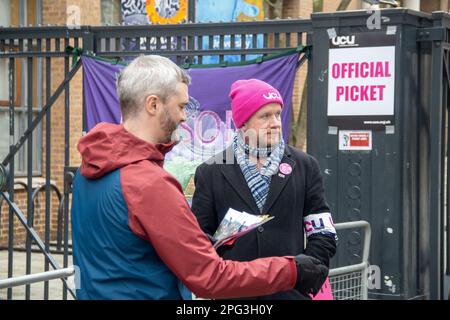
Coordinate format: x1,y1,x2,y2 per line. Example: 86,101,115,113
229,79,284,128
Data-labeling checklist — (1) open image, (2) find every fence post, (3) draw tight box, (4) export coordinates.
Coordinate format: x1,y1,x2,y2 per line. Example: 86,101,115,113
81,29,95,133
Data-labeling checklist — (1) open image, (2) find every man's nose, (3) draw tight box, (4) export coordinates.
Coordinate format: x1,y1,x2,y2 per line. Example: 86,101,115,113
180,109,187,123
269,114,281,128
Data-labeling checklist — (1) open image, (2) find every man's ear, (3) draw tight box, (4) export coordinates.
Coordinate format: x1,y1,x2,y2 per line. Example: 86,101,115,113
144,95,159,116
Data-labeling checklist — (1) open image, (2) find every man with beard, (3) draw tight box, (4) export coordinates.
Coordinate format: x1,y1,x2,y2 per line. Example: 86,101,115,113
191,79,337,300
71,56,328,299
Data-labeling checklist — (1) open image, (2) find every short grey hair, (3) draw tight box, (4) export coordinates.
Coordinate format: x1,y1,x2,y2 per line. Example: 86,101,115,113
117,55,191,120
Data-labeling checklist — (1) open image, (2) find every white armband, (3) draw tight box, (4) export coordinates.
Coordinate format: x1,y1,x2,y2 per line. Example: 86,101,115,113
303,212,337,238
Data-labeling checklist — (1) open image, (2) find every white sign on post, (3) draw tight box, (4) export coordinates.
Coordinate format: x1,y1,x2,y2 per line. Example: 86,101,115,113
327,32,396,130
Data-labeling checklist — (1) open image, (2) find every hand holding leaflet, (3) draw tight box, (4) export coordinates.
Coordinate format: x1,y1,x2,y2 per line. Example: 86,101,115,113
212,208,274,249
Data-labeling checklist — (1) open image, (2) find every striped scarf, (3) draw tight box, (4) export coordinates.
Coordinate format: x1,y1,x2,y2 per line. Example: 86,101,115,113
233,131,285,213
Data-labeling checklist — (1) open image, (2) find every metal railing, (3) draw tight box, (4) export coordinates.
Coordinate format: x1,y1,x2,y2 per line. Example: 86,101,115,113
0,266,75,290
0,190,76,298
329,220,371,300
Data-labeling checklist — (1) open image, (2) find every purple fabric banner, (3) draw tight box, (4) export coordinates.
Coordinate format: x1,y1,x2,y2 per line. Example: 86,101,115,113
82,53,299,162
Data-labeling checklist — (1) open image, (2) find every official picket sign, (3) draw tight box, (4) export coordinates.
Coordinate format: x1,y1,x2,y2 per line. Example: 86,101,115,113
327,32,396,130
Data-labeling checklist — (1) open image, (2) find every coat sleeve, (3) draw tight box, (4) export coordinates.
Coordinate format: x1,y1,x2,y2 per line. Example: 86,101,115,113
191,164,218,237
121,163,297,299
303,155,337,267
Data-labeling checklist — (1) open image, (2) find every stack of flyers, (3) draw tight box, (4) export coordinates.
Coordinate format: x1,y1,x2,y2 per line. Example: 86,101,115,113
212,208,274,249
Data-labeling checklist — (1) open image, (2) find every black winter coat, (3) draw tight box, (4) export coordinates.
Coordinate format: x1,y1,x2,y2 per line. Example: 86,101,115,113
191,145,337,300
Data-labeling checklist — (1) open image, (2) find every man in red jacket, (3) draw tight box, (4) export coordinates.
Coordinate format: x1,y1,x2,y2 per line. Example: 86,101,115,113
71,55,328,299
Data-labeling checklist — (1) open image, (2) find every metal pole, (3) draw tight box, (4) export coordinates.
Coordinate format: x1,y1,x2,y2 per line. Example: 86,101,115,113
25,54,33,300
329,262,368,276
44,37,52,299
62,38,70,300
0,267,75,290
81,30,94,133
188,0,195,22
429,32,444,300
444,43,450,281
7,56,15,300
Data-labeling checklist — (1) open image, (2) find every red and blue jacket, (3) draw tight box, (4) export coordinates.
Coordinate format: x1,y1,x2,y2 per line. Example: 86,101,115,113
71,123,297,300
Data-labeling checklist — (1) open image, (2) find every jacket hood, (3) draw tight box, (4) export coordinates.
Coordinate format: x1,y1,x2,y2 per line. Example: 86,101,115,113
78,122,176,179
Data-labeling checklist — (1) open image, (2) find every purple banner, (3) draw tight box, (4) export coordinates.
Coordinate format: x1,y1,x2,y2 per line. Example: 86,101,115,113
82,53,299,161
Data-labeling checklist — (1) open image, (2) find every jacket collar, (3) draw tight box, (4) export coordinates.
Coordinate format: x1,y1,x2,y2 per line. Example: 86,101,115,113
263,149,296,214
219,147,260,214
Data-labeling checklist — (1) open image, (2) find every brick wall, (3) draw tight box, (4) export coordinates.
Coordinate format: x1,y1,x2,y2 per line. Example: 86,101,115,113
421,0,449,12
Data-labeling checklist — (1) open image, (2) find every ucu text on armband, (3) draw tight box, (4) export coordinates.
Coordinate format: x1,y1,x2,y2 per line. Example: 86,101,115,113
303,212,337,238
263,92,282,100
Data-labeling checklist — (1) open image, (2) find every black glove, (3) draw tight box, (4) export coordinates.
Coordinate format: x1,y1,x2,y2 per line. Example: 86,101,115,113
294,254,329,296
304,233,337,268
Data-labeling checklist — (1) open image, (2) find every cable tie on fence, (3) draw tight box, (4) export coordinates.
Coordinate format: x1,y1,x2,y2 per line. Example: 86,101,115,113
65,46,83,68
181,62,191,69
296,45,305,52
303,45,312,59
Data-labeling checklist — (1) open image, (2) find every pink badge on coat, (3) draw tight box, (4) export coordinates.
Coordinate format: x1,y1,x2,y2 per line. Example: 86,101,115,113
279,163,292,175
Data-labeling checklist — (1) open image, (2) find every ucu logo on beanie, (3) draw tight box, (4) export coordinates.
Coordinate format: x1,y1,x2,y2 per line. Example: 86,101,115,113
230,79,284,128
263,92,282,100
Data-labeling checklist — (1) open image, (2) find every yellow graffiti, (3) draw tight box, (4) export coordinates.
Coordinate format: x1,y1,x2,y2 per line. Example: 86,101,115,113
236,0,265,22
146,0,187,24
